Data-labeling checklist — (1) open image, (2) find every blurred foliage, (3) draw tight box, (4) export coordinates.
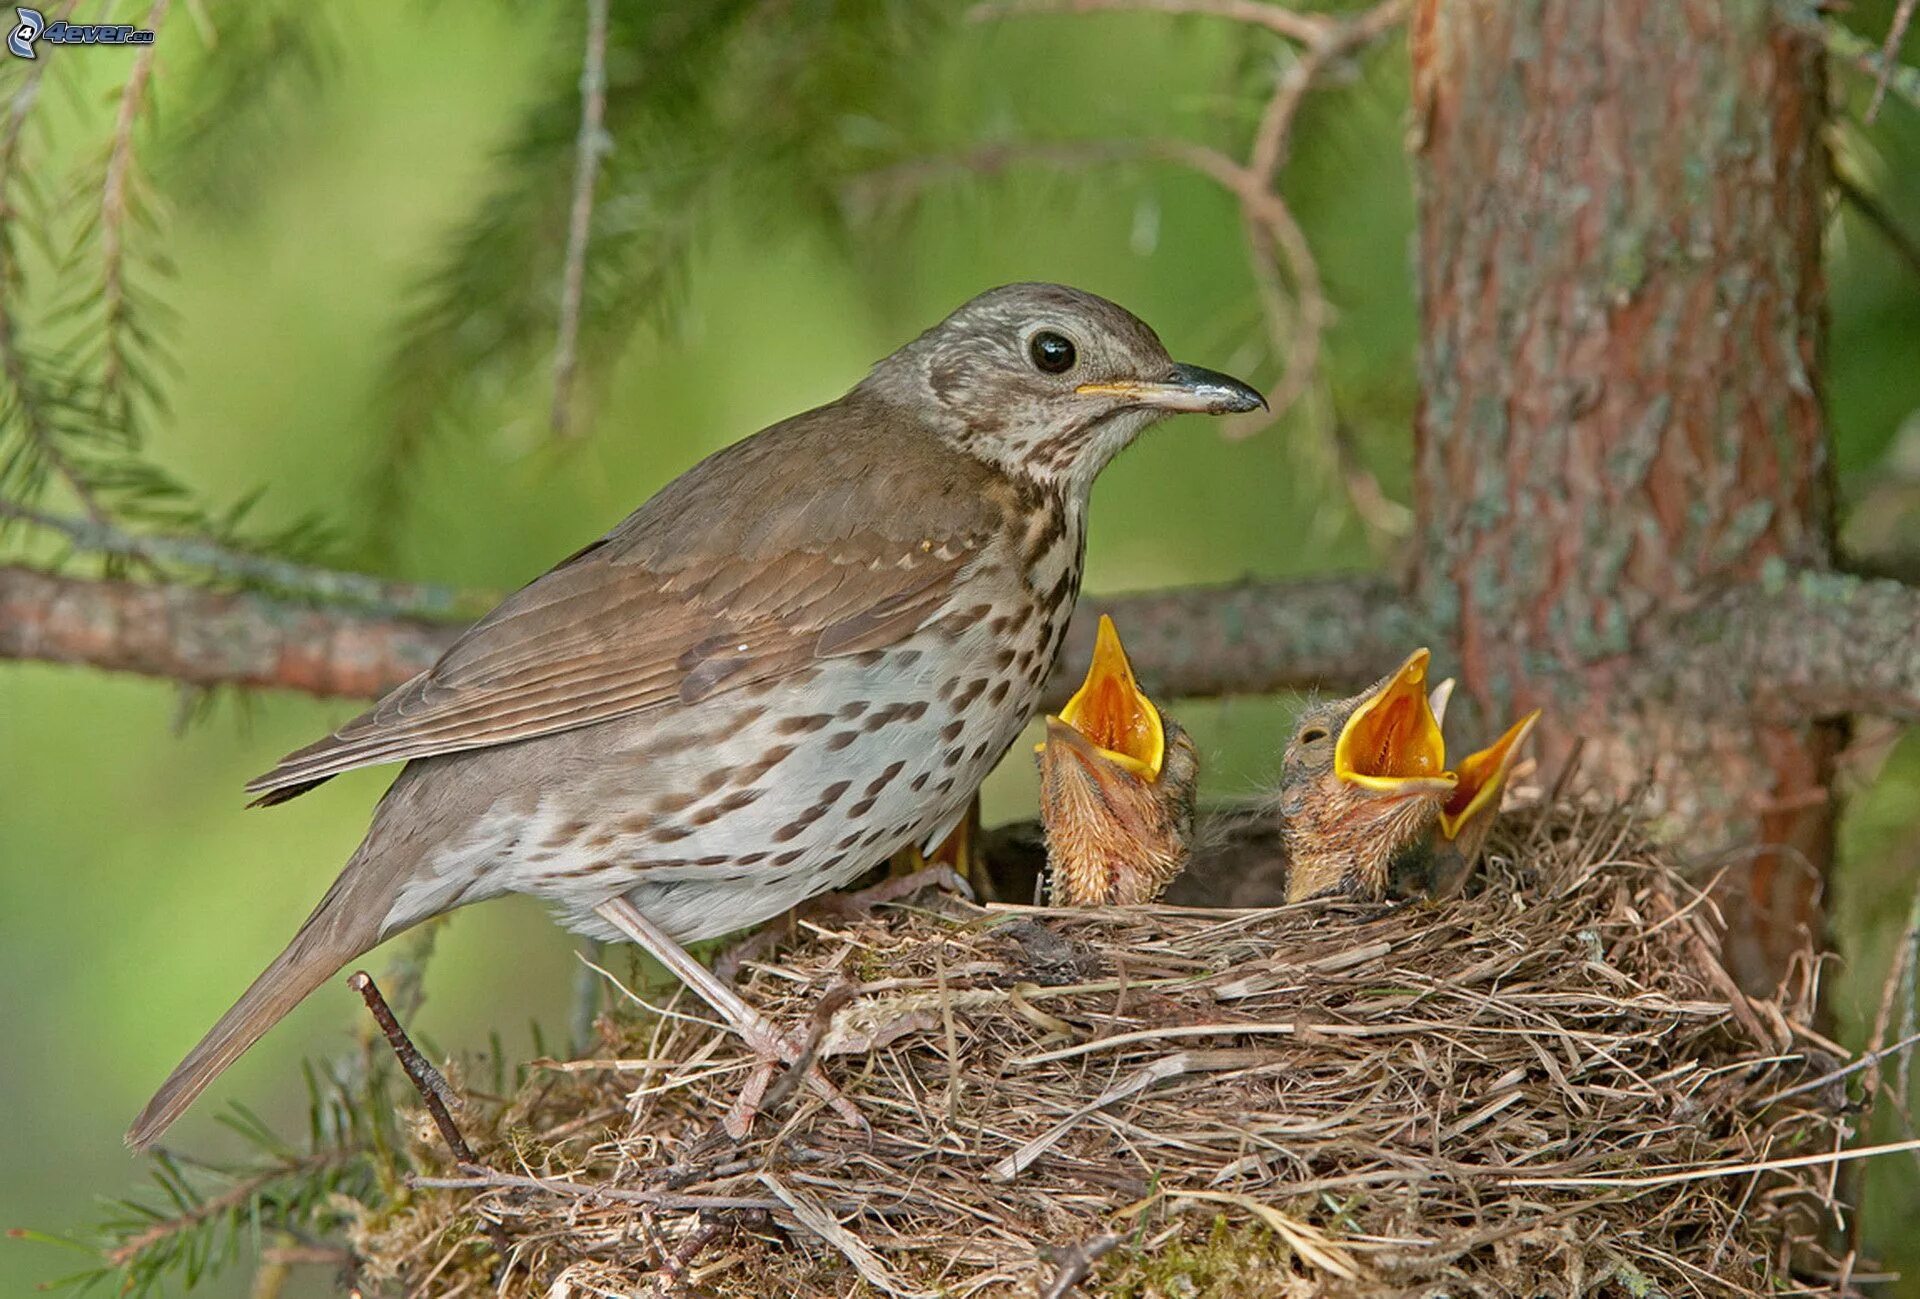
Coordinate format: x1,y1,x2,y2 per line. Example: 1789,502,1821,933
1,0,1918,1295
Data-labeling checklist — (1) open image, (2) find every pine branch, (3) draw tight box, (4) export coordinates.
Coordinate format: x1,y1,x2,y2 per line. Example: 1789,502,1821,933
7,563,1918,724
97,0,173,432
0,500,487,616
552,0,611,437
0,563,459,696
102,1150,355,1271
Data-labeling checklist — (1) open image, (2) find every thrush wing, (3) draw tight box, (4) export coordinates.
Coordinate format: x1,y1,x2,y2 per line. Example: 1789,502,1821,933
247,408,1002,804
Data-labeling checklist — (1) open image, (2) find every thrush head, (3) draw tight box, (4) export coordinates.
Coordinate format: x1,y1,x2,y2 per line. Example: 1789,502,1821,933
857,283,1264,495
1399,708,1542,900
1038,615,1201,906
1277,648,1456,903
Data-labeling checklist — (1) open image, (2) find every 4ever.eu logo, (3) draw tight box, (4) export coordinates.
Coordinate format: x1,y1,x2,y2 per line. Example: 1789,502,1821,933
8,7,156,58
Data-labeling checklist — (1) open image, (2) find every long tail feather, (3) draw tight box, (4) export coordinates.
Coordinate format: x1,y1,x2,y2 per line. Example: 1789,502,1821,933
127,874,382,1152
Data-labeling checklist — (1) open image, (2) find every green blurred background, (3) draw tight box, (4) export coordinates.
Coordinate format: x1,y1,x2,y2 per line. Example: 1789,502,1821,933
3,2,1918,1293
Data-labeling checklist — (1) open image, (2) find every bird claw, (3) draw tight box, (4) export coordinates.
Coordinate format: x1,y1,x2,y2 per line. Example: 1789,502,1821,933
722,1024,865,1141
847,863,976,910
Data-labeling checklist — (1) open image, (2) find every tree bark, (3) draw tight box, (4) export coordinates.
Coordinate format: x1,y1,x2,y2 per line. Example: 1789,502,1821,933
1409,0,1837,990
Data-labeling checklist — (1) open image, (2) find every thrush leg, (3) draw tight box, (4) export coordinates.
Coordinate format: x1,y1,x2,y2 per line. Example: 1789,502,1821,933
592,897,860,1138
887,796,991,897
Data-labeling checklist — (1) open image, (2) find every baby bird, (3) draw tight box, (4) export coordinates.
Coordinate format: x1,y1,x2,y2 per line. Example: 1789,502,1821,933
1039,615,1201,905
1272,648,1458,903
1391,708,1540,900
1166,648,1457,907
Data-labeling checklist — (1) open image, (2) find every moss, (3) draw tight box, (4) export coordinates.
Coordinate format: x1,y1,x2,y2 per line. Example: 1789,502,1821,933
1100,1217,1299,1299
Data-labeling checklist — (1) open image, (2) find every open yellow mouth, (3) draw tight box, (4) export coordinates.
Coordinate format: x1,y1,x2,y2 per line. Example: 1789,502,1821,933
1047,614,1165,781
1437,709,1541,839
1334,648,1453,796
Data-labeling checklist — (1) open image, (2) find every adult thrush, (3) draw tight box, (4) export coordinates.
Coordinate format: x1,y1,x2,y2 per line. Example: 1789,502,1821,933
1037,615,1200,906
1164,649,1455,906
128,282,1263,1149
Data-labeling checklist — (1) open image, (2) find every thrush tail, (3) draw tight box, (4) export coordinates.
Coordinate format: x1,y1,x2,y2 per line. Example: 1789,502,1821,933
127,869,386,1152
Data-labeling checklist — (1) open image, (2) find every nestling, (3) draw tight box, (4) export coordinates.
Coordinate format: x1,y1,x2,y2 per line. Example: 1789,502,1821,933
1164,648,1457,907
1392,707,1541,900
1274,648,1457,903
1038,615,1200,905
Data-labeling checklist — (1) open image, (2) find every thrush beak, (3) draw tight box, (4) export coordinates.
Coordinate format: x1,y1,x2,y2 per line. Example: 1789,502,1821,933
1437,709,1541,840
1334,648,1455,799
1075,363,1267,415
1428,677,1456,730
1039,614,1166,781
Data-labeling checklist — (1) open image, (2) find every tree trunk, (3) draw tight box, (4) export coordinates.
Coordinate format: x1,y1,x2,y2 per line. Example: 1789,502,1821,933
1408,0,1837,991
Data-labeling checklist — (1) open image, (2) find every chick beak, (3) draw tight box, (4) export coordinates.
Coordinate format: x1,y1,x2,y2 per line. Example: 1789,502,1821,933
1333,648,1457,801
1076,363,1267,415
1437,709,1542,841
1044,614,1165,781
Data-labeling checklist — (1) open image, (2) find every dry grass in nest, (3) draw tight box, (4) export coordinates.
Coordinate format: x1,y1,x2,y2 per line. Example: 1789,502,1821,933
352,803,1875,1297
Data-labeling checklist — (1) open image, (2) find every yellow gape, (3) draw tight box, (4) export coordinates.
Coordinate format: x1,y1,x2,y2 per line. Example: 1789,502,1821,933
1333,648,1448,792
1048,614,1165,781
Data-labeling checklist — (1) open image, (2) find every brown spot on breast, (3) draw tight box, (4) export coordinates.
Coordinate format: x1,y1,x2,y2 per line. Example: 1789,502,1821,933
737,743,798,784
689,788,764,825
910,772,931,791
849,796,878,817
776,713,834,735
839,701,870,719
865,761,906,796
773,848,807,866
939,720,965,743
826,731,858,752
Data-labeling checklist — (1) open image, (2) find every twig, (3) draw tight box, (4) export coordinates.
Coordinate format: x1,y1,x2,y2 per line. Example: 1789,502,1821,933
1497,1135,1920,1189
1836,170,1920,283
347,971,470,1154
1759,1028,1920,1108
349,972,516,1269
1038,1232,1123,1299
552,0,610,437
105,1151,354,1268
968,0,1332,42
98,0,171,426
1867,0,1919,121
0,499,485,618
414,1168,792,1212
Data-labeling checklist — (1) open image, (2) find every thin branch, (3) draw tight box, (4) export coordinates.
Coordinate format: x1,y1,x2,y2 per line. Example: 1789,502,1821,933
0,563,460,697
1836,170,1920,283
1868,0,1919,121
551,0,610,437
0,561,1421,701
104,1151,354,1269
349,970,515,1266
9,562,1915,723
969,0,1332,43
1,500,485,618
98,0,172,425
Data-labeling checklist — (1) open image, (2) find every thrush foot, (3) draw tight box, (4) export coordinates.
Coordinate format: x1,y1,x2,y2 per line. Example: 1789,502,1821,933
592,897,862,1139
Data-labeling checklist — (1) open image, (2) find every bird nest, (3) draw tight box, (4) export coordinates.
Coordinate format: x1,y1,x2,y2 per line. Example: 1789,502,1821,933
351,803,1860,1297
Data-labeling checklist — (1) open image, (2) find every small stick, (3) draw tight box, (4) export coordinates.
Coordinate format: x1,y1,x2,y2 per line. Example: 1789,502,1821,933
1039,1232,1123,1299
347,971,514,1264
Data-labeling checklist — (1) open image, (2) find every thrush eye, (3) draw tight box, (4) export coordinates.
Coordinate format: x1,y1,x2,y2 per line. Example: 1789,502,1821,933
1029,331,1077,374
1298,727,1329,745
